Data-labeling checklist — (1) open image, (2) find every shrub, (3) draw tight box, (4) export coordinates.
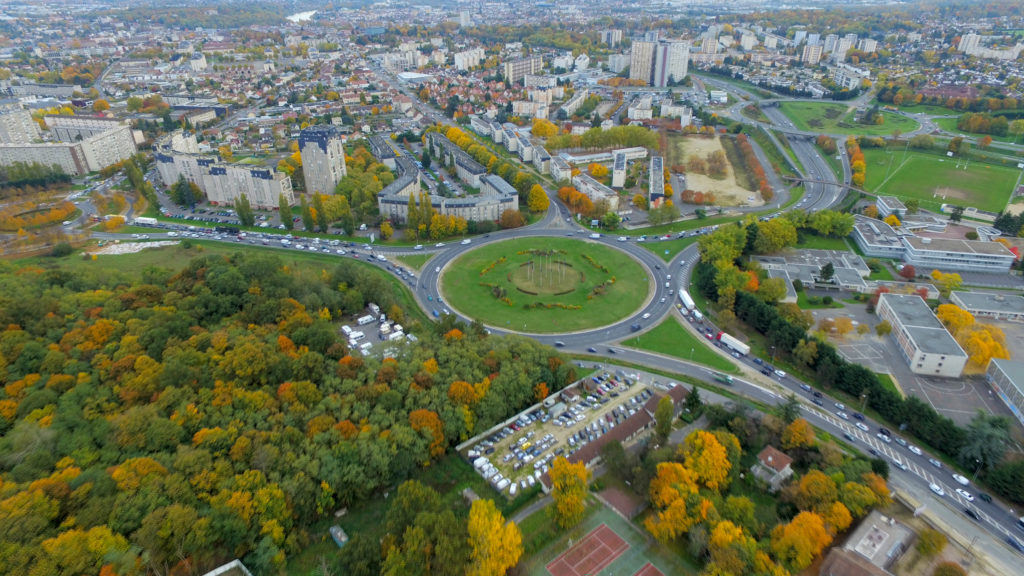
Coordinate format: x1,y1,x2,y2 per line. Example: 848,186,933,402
51,242,73,257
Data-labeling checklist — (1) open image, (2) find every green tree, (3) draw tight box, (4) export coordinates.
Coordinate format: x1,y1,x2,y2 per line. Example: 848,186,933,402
406,193,419,237
235,194,255,227
279,194,294,230
421,149,431,169
313,193,329,232
655,396,673,441
685,386,702,415
819,262,835,282
915,528,947,558
875,320,892,337
777,393,802,425
300,195,315,231
959,410,1010,473
602,211,621,230
338,195,355,236
904,199,920,214
792,339,819,366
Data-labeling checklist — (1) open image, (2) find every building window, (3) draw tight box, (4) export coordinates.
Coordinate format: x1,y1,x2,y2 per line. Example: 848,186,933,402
917,363,923,368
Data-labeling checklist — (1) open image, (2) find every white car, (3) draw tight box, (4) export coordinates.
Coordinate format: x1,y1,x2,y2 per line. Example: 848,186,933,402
908,445,923,456
617,236,627,242
952,474,969,486
955,488,974,502
461,239,471,245
435,266,441,273
855,422,869,432
836,411,849,420
891,457,908,471
929,483,945,497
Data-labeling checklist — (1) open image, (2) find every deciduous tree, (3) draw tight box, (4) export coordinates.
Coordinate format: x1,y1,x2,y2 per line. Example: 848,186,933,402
782,418,815,450
770,511,832,571
549,457,589,529
467,499,522,576
681,430,731,492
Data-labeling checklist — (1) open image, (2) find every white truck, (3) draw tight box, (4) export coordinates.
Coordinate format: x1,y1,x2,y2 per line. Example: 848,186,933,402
678,290,695,311
349,331,365,342
133,217,158,226
717,332,750,356
357,315,376,326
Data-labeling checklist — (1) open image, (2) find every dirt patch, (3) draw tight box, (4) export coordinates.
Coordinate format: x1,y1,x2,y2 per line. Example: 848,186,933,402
933,186,975,202
670,136,765,208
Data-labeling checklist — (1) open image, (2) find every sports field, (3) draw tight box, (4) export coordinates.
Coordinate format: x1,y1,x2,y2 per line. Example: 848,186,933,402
440,237,649,333
778,101,919,136
862,148,1020,213
522,503,696,576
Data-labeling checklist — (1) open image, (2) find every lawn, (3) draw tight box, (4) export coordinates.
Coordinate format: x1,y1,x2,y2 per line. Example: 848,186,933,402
862,148,1019,213
622,315,738,373
797,233,852,251
639,236,698,262
395,252,434,270
933,116,1021,144
778,101,920,137
41,240,431,326
440,237,649,333
887,103,959,117
796,291,844,310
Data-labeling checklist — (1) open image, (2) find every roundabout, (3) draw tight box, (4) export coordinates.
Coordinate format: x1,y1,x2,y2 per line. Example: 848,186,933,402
439,237,650,333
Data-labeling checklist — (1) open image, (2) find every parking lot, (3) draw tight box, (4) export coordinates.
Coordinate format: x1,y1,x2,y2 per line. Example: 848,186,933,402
465,372,656,497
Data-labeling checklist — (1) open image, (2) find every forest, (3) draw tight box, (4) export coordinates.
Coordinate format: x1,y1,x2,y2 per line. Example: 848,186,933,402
0,252,575,575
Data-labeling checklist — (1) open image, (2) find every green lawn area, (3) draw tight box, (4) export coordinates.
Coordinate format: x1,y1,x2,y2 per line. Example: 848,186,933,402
887,103,959,116
778,101,920,137
395,252,434,270
868,263,895,281
622,315,738,373
43,240,432,326
440,237,648,333
797,233,852,251
874,372,904,398
862,148,1019,213
639,236,698,262
796,291,844,310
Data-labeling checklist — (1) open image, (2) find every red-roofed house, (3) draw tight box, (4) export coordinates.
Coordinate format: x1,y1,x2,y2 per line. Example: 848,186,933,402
752,445,794,492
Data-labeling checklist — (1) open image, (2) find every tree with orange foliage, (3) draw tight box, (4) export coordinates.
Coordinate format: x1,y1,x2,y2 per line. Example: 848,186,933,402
744,270,759,292
644,462,700,543
409,409,445,459
792,470,838,512
549,457,589,529
782,418,815,450
534,382,549,402
444,328,464,341
771,511,833,571
588,163,609,178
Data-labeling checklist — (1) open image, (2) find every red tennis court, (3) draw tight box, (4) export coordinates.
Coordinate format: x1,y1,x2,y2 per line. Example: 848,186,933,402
546,524,629,576
631,563,665,576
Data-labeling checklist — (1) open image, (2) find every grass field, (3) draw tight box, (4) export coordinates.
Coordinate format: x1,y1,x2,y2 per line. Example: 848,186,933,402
862,148,1019,213
622,315,737,373
933,116,1022,144
440,237,649,333
395,253,433,270
797,233,852,251
640,236,698,262
778,101,920,136
796,291,844,310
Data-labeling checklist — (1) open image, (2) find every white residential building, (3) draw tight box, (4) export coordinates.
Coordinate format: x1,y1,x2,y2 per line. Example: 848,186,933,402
454,48,485,71
300,126,347,195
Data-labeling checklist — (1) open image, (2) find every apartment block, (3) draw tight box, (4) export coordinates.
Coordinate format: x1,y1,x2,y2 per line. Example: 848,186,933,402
300,126,347,195
503,56,543,85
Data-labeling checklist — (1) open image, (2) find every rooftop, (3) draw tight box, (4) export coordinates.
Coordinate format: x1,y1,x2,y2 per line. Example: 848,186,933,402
879,293,967,357
843,510,913,569
989,358,1024,392
756,445,792,473
951,291,1024,314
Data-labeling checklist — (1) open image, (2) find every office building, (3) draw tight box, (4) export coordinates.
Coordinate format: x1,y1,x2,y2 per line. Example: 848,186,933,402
876,293,967,378
154,132,294,210
986,359,1024,428
300,126,347,195
0,100,39,144
503,56,543,85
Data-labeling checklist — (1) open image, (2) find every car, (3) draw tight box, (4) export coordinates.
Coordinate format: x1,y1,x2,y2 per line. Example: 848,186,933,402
608,348,617,354
853,412,865,421
964,507,980,521
868,448,879,456
461,239,471,245
894,437,908,447
979,492,993,503
1006,536,1024,553
855,422,869,432
617,236,627,242
952,474,969,486
642,313,651,319
876,433,892,444
774,369,786,378
908,445,923,456
554,341,565,347
414,244,423,250
891,457,908,471
929,483,945,497
836,411,849,420
435,266,441,273
928,458,942,468
843,432,856,442
435,242,445,247
812,398,824,406
800,384,812,392
835,402,846,411
587,347,597,353
956,488,974,502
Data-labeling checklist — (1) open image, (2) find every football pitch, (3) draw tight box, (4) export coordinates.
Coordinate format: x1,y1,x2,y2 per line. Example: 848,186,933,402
863,148,1021,213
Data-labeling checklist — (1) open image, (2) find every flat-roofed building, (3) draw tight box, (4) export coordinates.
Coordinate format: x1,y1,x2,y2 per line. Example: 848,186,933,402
572,173,619,212
301,126,348,194
532,147,551,174
0,100,39,144
366,134,396,169
550,156,572,182
503,56,543,85
950,291,1024,322
986,359,1024,428
876,293,967,378
876,196,906,219
377,157,516,223
611,152,626,188
649,156,665,206
850,215,1013,273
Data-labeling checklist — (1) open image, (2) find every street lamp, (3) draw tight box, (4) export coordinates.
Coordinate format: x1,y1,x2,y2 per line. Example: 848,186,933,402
690,347,694,361
973,458,984,481
770,345,776,363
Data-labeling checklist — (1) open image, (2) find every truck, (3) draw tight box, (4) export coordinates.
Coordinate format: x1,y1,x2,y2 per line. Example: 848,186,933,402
387,331,405,341
678,290,695,311
349,331,365,342
357,315,376,326
717,332,750,356
133,217,158,226
692,310,704,322
712,372,734,385
368,303,380,315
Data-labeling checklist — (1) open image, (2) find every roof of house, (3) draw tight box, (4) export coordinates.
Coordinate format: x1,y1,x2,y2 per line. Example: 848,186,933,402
756,446,793,473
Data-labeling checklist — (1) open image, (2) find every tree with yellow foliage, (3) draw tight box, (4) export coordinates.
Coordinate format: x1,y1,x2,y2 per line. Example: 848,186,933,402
588,163,609,178
527,184,550,213
782,418,815,450
883,214,901,227
937,304,1009,368
771,511,832,571
644,462,700,543
930,270,962,298
681,430,732,492
549,457,589,529
834,316,854,337
863,204,879,219
532,118,558,139
467,499,522,576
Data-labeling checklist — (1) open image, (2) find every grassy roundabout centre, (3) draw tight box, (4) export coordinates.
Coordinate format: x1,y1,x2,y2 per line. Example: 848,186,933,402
440,237,650,333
